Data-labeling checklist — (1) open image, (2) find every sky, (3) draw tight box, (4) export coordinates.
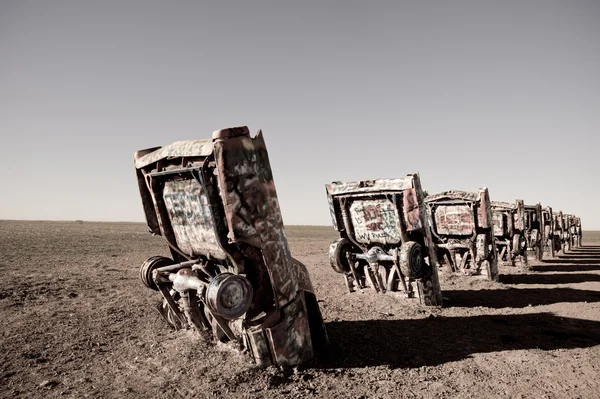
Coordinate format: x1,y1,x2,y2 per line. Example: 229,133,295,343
1,1,599,228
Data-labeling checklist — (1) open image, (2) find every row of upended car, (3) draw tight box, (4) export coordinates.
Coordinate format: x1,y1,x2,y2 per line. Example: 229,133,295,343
133,127,583,368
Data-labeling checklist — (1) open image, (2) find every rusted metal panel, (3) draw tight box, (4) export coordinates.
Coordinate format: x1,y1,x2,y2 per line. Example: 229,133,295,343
426,190,479,202
163,179,228,260
266,295,313,367
325,177,414,196
349,199,402,244
403,186,423,231
213,131,297,308
491,201,515,210
412,174,444,305
135,140,214,169
432,205,474,235
477,188,492,229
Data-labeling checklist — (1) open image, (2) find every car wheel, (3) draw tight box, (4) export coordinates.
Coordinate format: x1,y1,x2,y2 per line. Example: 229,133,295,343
399,241,428,279
140,256,174,290
328,238,353,274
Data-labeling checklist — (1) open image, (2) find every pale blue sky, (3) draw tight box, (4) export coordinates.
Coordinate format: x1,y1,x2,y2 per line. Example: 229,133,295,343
1,1,599,228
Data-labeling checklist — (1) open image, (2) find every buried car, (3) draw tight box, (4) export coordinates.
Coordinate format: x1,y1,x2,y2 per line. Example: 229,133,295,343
541,206,559,257
574,217,582,247
134,126,328,367
491,201,516,264
553,211,570,254
425,189,499,281
522,202,544,261
325,174,443,306
491,200,528,267
567,215,582,248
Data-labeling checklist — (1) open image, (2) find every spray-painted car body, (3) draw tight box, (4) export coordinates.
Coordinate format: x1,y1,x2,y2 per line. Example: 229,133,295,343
134,126,327,367
325,174,443,306
492,200,528,267
574,217,582,247
553,211,570,253
541,206,558,257
564,214,581,249
491,201,516,263
522,202,544,261
425,189,499,281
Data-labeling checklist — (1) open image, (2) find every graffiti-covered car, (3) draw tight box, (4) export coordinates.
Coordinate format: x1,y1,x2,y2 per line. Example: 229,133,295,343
134,126,328,367
325,174,443,306
541,206,558,257
522,202,544,261
553,211,569,253
566,215,582,248
425,189,499,281
492,200,528,267
510,200,531,267
491,201,517,264
574,217,583,247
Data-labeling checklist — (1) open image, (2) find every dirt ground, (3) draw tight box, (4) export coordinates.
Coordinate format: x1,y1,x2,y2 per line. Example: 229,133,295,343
1,221,599,399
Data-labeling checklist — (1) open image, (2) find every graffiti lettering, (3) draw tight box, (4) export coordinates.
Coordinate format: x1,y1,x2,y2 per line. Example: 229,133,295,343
349,200,401,244
164,190,213,229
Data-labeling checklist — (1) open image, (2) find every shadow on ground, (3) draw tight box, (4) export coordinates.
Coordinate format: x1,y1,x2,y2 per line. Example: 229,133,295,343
444,287,600,308
499,273,600,285
530,246,600,272
541,258,600,265
532,264,600,272
321,313,600,369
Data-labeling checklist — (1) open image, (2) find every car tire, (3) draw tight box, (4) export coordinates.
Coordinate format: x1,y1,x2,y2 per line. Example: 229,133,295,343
140,256,174,290
399,241,428,279
328,238,352,274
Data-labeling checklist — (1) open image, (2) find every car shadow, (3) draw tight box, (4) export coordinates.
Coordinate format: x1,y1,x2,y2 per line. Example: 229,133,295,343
319,313,600,369
532,264,600,272
535,247,600,269
444,287,600,308
540,258,600,265
499,273,600,285
567,247,600,254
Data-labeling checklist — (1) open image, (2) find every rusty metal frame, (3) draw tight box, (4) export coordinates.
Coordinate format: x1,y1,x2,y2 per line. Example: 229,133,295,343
522,202,544,262
325,174,443,306
134,126,328,367
541,206,556,258
425,189,499,281
490,200,528,268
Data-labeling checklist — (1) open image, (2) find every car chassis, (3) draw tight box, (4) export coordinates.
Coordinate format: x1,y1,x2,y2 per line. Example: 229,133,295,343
425,189,499,281
134,126,327,367
325,174,443,306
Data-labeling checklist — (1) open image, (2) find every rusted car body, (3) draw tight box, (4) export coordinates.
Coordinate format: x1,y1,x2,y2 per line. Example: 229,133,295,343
574,217,583,247
425,189,499,281
565,214,581,249
553,211,570,253
541,206,558,257
134,126,327,367
491,201,516,263
325,174,443,306
522,202,544,261
563,213,575,252
492,200,528,267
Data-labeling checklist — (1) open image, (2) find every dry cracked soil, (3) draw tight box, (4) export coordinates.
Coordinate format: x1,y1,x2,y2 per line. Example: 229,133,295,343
1,221,599,398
